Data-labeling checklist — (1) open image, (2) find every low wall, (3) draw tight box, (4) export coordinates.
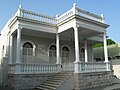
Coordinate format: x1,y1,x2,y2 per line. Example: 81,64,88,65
8,73,53,90
74,71,112,90
111,59,120,78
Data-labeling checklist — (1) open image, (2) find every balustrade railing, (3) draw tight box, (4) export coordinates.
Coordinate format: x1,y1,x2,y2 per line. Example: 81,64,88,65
76,8,103,22
21,9,57,24
62,63,74,72
8,62,110,74
8,64,15,74
11,5,104,25
21,63,61,73
8,63,74,74
57,9,74,23
74,62,110,73
8,63,61,74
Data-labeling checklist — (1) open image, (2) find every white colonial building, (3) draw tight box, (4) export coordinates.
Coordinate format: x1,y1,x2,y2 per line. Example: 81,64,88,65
0,3,112,90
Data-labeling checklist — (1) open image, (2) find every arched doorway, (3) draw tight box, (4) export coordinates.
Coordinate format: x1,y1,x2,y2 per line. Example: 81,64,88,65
61,46,70,63
22,42,34,63
49,45,56,63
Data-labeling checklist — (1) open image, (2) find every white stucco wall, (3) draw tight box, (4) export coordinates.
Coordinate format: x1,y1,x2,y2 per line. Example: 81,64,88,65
11,34,94,64
11,34,77,64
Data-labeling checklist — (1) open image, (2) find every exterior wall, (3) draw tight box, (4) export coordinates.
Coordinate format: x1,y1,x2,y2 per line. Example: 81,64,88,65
74,71,112,90
18,34,76,63
8,73,53,90
111,59,120,79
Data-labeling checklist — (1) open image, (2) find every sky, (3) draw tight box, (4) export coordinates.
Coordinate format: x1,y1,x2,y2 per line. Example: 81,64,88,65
0,0,120,42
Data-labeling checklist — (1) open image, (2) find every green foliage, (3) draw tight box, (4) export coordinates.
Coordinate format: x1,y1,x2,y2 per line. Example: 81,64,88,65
94,43,103,48
107,39,116,45
93,39,116,48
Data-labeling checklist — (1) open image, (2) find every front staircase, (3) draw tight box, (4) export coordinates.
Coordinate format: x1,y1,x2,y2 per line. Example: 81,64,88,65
34,72,73,90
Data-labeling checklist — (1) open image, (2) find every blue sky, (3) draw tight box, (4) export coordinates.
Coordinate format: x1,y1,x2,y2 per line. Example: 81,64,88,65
0,0,120,42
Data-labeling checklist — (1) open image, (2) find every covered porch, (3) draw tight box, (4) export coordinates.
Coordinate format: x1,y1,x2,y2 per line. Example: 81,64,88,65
8,26,110,74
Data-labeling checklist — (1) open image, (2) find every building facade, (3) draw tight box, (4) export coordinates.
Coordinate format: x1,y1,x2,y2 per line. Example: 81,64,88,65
0,3,112,90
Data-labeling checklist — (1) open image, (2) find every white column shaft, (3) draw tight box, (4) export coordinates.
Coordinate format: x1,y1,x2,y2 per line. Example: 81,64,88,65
56,33,60,64
74,27,80,62
9,35,13,64
16,28,21,64
103,32,108,62
85,40,88,62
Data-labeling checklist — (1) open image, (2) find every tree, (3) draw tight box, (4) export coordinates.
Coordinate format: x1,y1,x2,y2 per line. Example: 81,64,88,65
107,39,116,45
93,39,116,48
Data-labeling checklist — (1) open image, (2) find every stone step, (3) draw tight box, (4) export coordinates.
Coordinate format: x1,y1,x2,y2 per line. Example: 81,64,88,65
49,77,65,81
41,83,60,87
34,86,50,90
37,84,56,90
46,80,63,84
49,77,66,80
44,80,62,85
34,72,72,90
52,75,68,78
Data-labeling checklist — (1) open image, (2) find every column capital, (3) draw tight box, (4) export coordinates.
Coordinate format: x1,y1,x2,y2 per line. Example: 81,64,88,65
18,26,23,30
104,31,107,35
73,25,79,29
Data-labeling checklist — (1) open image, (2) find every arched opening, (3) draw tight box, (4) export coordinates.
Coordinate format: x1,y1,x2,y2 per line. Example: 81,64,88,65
49,45,56,63
61,46,70,63
22,42,35,63
23,42,33,55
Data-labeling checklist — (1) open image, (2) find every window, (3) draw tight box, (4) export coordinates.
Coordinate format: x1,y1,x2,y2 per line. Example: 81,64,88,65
49,45,56,57
61,46,70,63
81,48,85,53
62,46,69,57
23,42,33,56
49,45,56,63
23,42,33,48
